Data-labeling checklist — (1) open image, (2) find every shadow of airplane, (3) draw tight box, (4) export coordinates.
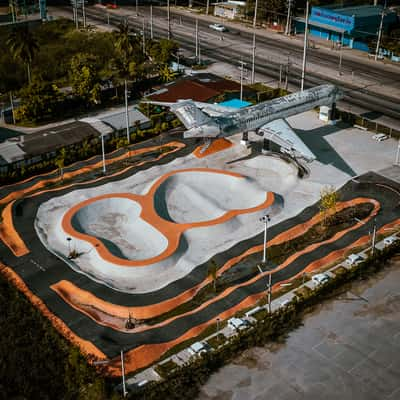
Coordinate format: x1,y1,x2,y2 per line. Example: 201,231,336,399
227,121,356,178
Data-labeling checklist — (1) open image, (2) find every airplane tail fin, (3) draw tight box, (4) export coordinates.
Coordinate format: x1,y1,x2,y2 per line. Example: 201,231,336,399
144,99,212,129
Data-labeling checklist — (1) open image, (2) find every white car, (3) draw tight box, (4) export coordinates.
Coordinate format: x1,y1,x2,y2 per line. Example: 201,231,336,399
228,317,249,331
383,235,398,246
209,23,227,32
372,133,388,142
311,273,330,285
345,253,364,266
188,341,209,356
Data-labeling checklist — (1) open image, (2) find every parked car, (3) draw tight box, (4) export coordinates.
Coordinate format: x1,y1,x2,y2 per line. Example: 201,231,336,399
368,53,384,60
345,253,364,266
228,317,249,331
372,133,388,142
209,23,227,32
383,235,398,246
311,273,330,285
188,341,209,356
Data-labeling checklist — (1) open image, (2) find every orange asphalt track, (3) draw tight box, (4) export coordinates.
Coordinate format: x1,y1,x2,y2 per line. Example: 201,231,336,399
0,142,185,257
192,138,233,158
61,168,274,266
52,197,380,328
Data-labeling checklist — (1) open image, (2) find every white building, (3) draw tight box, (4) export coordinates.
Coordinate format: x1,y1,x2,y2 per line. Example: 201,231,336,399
213,1,245,20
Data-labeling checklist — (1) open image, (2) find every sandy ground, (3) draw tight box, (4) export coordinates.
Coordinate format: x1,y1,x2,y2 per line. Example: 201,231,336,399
198,256,400,400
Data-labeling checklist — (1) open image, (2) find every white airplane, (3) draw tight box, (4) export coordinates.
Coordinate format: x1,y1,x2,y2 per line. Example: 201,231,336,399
146,84,343,162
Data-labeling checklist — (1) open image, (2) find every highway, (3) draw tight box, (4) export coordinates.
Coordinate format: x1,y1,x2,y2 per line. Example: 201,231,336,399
70,5,400,122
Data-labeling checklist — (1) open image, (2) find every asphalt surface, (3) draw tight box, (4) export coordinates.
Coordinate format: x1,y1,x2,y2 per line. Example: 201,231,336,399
1,127,399,359
72,5,400,121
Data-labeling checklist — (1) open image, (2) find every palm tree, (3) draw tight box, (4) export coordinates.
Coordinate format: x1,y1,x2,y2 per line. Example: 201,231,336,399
159,64,176,82
7,25,39,84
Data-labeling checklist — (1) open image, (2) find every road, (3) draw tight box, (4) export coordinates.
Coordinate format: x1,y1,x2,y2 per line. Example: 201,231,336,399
59,5,400,122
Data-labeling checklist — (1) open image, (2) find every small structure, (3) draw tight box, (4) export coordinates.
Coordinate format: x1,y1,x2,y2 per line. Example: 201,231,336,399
295,5,398,52
213,1,245,20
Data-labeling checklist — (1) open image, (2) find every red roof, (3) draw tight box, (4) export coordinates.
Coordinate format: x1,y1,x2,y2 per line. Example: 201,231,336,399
149,80,220,102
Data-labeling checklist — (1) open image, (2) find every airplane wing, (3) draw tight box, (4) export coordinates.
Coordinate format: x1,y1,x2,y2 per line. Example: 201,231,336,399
259,119,316,162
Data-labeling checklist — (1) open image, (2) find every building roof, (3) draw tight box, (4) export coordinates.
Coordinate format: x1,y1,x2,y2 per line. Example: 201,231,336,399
295,17,347,33
219,99,251,108
0,121,100,166
147,74,243,103
329,5,385,18
98,108,150,131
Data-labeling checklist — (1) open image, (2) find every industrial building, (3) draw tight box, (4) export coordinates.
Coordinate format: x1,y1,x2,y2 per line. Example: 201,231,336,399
296,4,398,52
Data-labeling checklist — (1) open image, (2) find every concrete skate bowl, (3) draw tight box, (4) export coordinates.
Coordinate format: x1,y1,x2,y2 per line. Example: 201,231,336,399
70,197,168,260
153,170,268,224
61,168,275,268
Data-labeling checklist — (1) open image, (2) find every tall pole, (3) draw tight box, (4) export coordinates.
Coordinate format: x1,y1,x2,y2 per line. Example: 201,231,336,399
82,0,86,28
285,0,292,35
150,4,154,39
239,61,246,101
338,31,344,75
371,219,377,256
195,18,199,60
142,18,146,54
253,0,258,28
251,32,256,84
136,0,139,16
301,0,309,91
9,92,15,125
285,55,290,90
375,4,385,61
120,350,127,398
206,0,210,15
396,140,400,165
124,80,130,144
268,272,272,313
167,0,171,40
100,134,106,174
260,214,270,264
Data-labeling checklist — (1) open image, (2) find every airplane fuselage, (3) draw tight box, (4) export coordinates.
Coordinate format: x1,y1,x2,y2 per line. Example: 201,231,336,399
184,84,343,138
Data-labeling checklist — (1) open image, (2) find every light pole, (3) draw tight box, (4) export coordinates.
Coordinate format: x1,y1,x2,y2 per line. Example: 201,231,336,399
338,31,344,75
301,0,309,91
257,264,272,313
82,0,86,28
206,0,210,15
100,134,106,174
395,140,400,165
239,60,247,101
251,32,256,84
121,350,128,398
167,0,171,40
285,0,292,35
260,214,271,264
142,17,146,55
9,92,15,125
216,317,220,332
375,3,386,62
124,80,130,144
66,237,72,254
150,4,154,39
253,0,258,28
354,217,377,256
195,18,199,61
136,0,139,16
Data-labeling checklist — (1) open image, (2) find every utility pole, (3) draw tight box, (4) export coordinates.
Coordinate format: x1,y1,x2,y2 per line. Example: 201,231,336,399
338,31,344,75
285,55,290,90
136,0,139,16
279,65,283,87
150,4,153,39
167,0,171,40
251,32,256,84
206,0,210,15
375,3,386,61
253,0,258,28
371,219,377,256
239,60,246,101
260,214,271,264
395,140,400,165
301,0,309,91
100,134,106,174
285,0,292,35
268,272,272,313
120,350,127,398
82,0,86,28
195,18,199,60
9,92,15,125
142,18,146,54
124,80,130,144
74,0,78,29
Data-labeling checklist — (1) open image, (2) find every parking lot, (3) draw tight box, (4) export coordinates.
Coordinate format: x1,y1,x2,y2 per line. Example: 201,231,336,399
198,256,400,400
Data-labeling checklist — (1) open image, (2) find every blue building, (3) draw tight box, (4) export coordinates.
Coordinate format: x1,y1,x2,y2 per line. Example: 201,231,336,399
296,5,398,52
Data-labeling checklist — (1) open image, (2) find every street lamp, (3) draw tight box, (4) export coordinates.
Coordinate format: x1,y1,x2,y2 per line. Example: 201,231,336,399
216,317,220,332
66,237,72,254
100,133,107,175
238,60,247,101
257,264,272,313
260,214,271,264
354,217,377,256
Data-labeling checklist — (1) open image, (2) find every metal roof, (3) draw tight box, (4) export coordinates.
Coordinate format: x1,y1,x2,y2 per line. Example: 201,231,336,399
329,5,384,18
295,17,347,33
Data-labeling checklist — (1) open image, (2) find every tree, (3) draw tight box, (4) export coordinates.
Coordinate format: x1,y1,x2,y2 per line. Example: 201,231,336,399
55,147,67,181
15,77,63,123
319,185,339,227
208,259,218,292
159,64,176,82
7,24,39,84
148,38,178,67
70,53,102,106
